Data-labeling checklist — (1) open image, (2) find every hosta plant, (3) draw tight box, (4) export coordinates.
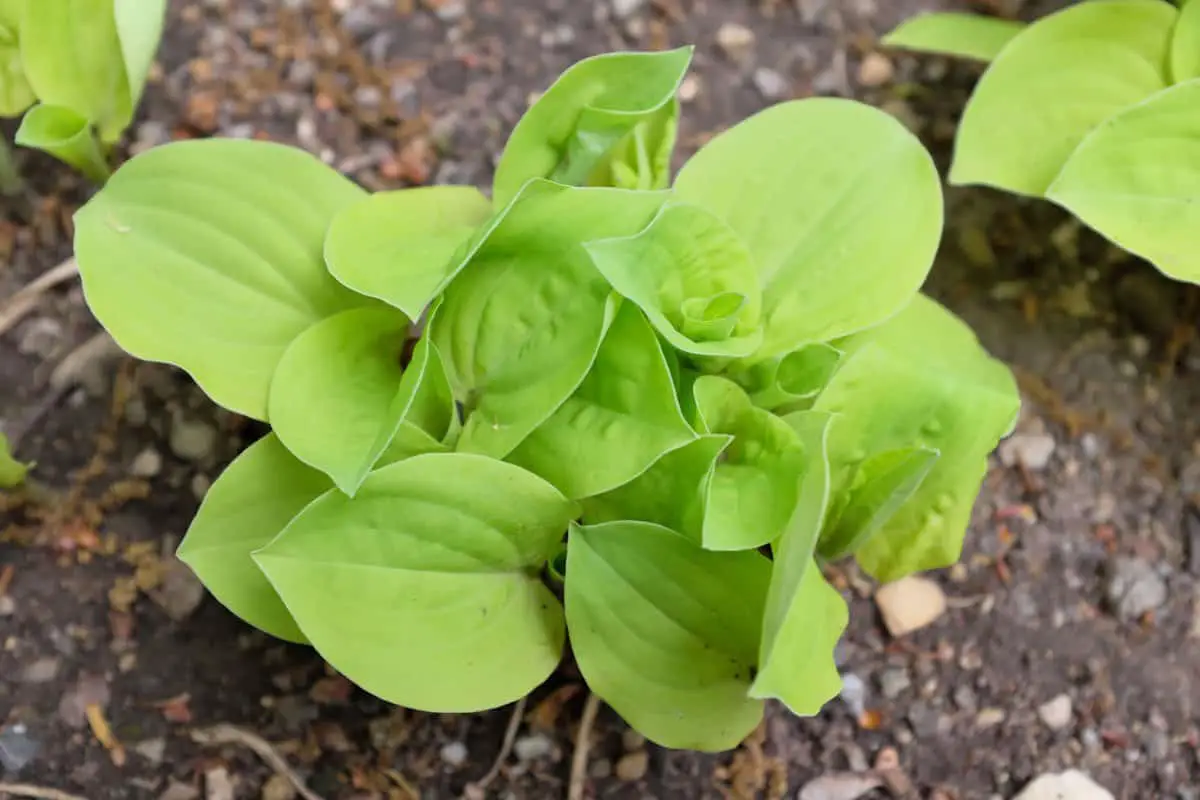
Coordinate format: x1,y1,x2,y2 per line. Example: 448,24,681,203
886,0,1200,285
0,0,166,186
72,47,1019,751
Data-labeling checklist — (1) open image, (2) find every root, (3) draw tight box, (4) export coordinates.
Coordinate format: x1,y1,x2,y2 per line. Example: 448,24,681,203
0,784,88,800
568,693,602,800
0,258,79,338
465,696,527,797
190,724,324,800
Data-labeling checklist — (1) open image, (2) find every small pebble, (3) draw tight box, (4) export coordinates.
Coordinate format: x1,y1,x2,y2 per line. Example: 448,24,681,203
621,728,646,751
440,741,468,767
752,67,790,100
169,416,218,462
615,750,649,782
798,773,881,800
1106,556,1168,622
857,52,894,87
22,657,61,683
878,667,911,699
716,23,756,61
609,0,646,17
1012,769,1114,800
875,576,946,637
261,774,296,800
975,708,1006,729
590,758,613,779
513,733,555,762
0,724,40,772
18,317,63,358
130,447,164,478
839,673,867,717
134,737,167,764
1037,694,1073,731
998,433,1056,470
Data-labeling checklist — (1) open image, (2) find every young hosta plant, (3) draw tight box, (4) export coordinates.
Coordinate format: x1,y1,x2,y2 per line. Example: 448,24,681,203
72,48,1019,752
885,0,1200,284
0,0,167,184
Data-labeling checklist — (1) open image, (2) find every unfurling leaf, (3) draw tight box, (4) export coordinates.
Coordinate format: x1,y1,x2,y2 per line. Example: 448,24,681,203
949,0,1174,196
675,98,941,355
565,521,768,751
730,342,842,412
113,0,168,111
507,302,696,499
883,12,1026,62
493,47,692,205
15,104,110,183
255,453,577,712
73,139,370,419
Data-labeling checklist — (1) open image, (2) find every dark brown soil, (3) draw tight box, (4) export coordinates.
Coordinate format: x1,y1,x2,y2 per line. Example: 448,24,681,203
3,1,1200,799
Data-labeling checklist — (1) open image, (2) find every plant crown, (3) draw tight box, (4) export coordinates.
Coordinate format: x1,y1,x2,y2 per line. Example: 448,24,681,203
72,47,1020,752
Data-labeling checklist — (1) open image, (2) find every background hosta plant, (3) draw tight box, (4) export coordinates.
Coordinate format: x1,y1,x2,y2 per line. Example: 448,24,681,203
73,46,1019,752
885,0,1200,285
0,0,166,185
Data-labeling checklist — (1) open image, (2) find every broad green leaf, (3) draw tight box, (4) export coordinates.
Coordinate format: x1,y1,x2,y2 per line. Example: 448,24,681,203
0,432,28,488
817,446,938,562
581,433,731,539
507,302,696,499
883,12,1026,62
176,434,329,644
752,410,845,715
816,295,1019,580
255,453,576,712
493,47,692,205
113,0,167,109
324,187,493,319
565,521,769,751
585,203,763,358
1172,0,1200,81
269,306,432,496
950,0,1175,196
592,96,680,191
15,104,110,183
0,6,34,117
21,0,132,142
73,139,369,420
692,376,807,551
674,98,942,355
731,342,842,412
432,179,667,459
1046,80,1200,284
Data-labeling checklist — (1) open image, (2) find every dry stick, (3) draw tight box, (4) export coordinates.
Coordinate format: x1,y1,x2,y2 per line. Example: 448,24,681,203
190,724,324,800
0,258,80,338
466,695,528,796
0,784,88,800
567,693,602,800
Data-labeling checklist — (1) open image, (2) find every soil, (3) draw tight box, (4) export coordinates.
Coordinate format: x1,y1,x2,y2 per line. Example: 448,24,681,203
3,1,1200,799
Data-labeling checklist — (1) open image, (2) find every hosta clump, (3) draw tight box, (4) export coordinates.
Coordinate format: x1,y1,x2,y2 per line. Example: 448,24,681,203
72,48,1019,751
885,0,1200,284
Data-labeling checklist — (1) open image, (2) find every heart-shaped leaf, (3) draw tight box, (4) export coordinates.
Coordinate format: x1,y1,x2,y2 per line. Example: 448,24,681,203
493,47,692,205
816,295,1019,581
324,187,493,319
255,453,577,712
1046,79,1200,284
431,179,667,458
507,302,696,499
950,0,1175,196
15,104,110,183
565,521,769,751
883,12,1026,62
581,434,731,539
585,203,763,358
73,139,369,420
674,98,942,356
692,376,807,551
176,434,330,644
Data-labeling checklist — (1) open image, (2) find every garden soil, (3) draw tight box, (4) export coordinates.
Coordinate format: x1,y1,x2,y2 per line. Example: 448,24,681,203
2,1,1199,798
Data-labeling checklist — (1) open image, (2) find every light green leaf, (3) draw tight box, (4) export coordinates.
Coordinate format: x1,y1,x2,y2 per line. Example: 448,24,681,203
816,295,1020,580
883,12,1026,62
0,5,34,117
585,203,763,358
674,98,941,356
432,179,668,458
1172,0,1200,81
1046,80,1200,284
114,0,167,109
324,187,493,319
950,0,1175,196
269,306,433,496
15,104,110,183
493,47,692,206
255,453,576,712
817,446,939,562
592,96,680,191
751,410,845,715
565,521,768,751
507,302,696,499
731,342,842,412
692,376,807,551
581,434,731,539
73,139,369,420
21,0,132,142
0,432,28,488
176,434,329,644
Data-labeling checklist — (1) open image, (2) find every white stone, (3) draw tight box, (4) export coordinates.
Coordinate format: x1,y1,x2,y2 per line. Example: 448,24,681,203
875,576,946,637
1011,770,1114,800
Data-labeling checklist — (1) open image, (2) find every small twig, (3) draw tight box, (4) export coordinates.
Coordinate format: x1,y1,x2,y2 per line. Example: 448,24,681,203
465,696,527,797
190,724,324,800
568,693,602,800
0,783,88,800
0,257,80,338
